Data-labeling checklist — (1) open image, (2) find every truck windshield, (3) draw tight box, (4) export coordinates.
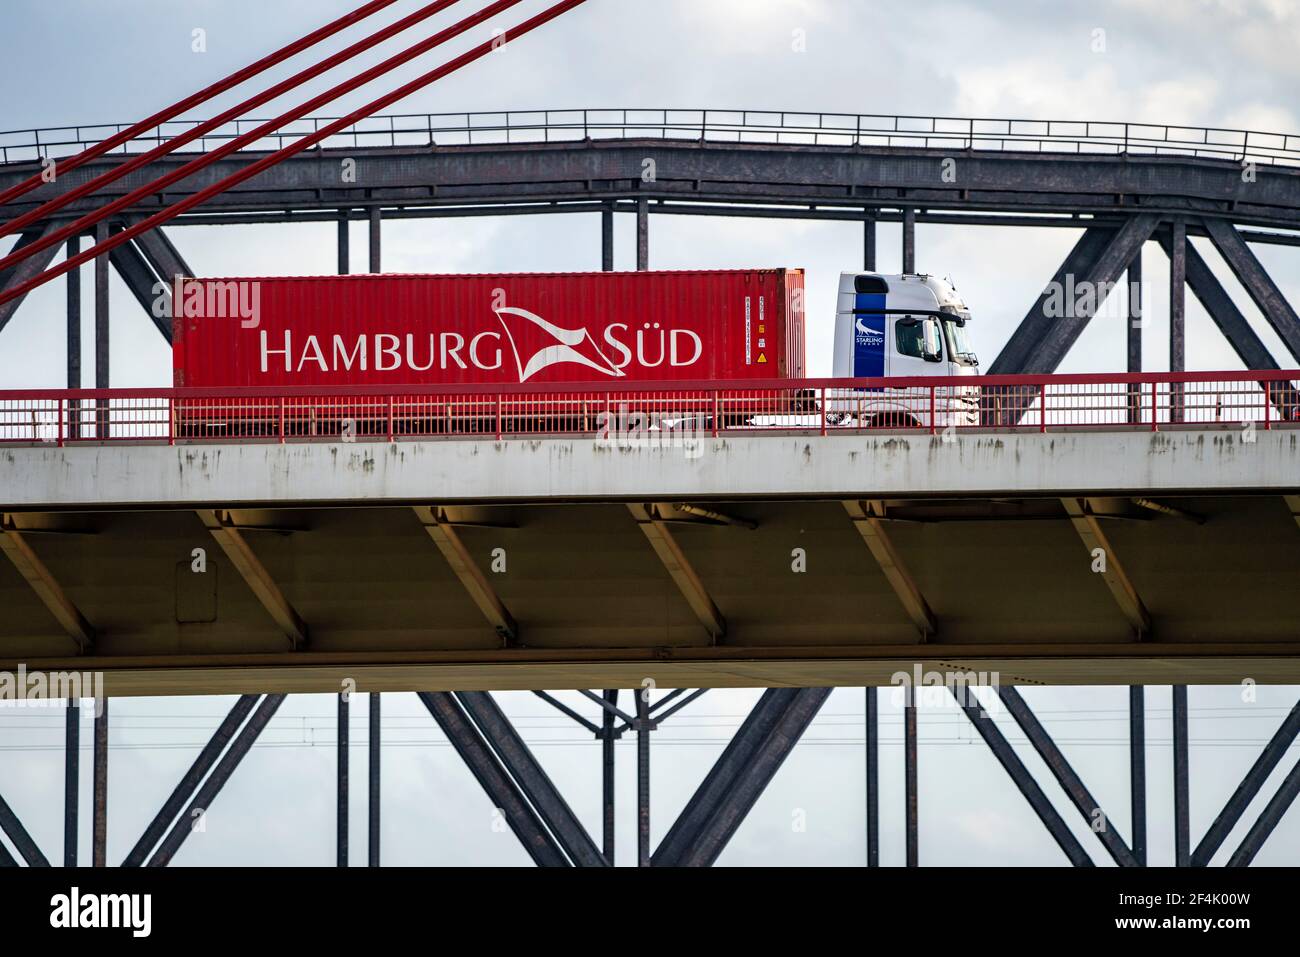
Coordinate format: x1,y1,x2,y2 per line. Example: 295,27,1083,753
944,320,977,365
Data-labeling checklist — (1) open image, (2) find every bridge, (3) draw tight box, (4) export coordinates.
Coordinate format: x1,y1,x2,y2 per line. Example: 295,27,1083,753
0,2,1298,873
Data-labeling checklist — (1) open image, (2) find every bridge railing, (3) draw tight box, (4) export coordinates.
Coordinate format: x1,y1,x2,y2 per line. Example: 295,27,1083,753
1,371,1296,446
3,109,1299,167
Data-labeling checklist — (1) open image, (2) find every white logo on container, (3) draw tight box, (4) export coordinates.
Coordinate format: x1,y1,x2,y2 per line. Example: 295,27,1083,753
494,306,626,382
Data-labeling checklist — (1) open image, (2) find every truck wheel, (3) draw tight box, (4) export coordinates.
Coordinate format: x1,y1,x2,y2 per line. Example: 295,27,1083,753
867,412,921,430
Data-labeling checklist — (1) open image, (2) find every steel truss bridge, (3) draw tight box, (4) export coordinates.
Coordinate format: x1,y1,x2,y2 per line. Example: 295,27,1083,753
2,109,1300,867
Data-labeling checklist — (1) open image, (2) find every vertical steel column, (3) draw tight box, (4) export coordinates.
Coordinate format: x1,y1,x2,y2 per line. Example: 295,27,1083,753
337,209,350,276
93,222,109,388
368,692,380,867
64,698,79,867
1173,685,1190,866
1128,251,1143,372
93,222,109,439
92,698,108,867
1169,221,1186,424
337,692,349,867
601,205,614,272
905,686,918,867
902,209,916,273
636,688,650,867
1129,686,1147,866
65,237,82,435
368,207,381,274
602,689,617,864
66,236,81,439
636,197,649,272
1127,251,1143,424
864,216,877,272
865,687,879,867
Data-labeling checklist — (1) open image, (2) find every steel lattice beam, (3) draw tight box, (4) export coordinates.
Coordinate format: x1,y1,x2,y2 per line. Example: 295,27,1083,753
6,142,1300,230
652,687,830,866
1203,217,1300,363
0,790,48,867
998,686,1140,867
0,224,60,335
1021,214,1162,373
146,693,285,866
122,694,260,867
416,691,569,867
950,684,1094,866
1193,698,1300,866
107,231,172,342
974,228,1113,376
132,225,193,283
1227,758,1300,866
455,691,608,867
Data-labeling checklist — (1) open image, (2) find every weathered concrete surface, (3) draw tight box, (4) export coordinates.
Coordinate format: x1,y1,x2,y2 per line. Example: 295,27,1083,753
9,655,1300,699
2,428,1297,509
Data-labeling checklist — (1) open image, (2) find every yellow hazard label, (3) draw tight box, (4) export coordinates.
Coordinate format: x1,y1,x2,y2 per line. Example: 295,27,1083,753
757,353,767,363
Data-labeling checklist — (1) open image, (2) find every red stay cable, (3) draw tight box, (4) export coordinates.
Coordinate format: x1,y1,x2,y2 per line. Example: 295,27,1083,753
0,0,516,273
0,0,465,240
0,0,402,211
0,0,591,309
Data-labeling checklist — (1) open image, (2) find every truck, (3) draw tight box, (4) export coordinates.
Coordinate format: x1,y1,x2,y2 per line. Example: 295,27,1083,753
828,271,981,428
169,268,979,437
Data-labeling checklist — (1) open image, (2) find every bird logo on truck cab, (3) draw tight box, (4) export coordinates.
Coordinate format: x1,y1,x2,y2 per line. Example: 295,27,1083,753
855,315,885,345
494,305,627,382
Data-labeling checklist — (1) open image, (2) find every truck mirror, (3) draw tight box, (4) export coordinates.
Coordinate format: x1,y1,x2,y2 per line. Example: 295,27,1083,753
923,320,943,362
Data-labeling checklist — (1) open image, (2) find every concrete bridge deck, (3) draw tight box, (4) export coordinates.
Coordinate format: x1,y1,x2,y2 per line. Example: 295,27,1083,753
2,426,1298,694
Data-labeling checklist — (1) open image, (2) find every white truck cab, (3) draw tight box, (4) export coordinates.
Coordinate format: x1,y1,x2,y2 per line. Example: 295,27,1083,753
829,272,980,427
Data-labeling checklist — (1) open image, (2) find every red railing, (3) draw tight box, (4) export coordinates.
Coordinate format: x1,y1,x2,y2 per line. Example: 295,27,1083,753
0,372,1296,446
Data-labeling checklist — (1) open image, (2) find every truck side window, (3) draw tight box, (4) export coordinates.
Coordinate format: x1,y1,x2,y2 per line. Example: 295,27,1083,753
895,319,942,360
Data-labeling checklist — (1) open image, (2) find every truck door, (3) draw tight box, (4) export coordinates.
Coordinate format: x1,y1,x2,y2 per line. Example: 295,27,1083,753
888,316,944,378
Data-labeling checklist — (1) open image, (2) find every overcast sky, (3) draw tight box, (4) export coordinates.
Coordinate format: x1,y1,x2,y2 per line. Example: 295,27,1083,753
0,0,1298,866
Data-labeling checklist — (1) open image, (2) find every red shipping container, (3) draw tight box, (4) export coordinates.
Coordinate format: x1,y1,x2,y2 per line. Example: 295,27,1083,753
172,269,805,388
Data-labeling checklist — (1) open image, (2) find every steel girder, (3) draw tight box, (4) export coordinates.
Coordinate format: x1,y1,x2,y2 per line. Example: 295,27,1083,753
997,686,1140,867
132,225,193,284
989,227,1117,375
0,224,60,335
3,685,1298,866
0,789,49,866
454,690,608,867
1202,218,1300,363
1193,699,1300,866
950,684,1094,866
652,687,831,867
122,694,261,866
4,143,1300,230
145,694,285,866
107,230,172,341
1020,214,1161,374
416,691,570,867
1158,228,1279,370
